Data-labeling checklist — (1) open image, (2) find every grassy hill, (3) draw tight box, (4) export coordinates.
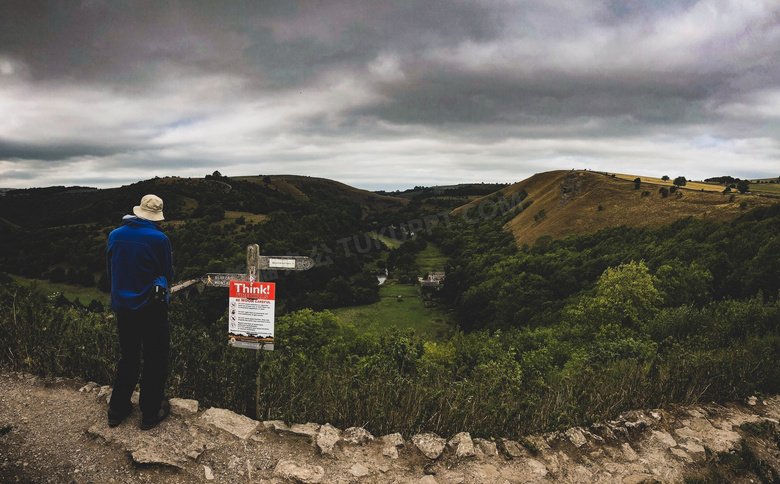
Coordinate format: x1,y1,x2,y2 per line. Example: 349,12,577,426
233,175,408,219
455,170,779,247
0,174,407,229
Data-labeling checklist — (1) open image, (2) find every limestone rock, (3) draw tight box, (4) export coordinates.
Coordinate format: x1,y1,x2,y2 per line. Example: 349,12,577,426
197,407,259,440
679,441,706,460
88,413,207,469
412,433,446,460
130,446,187,468
499,438,526,458
349,463,370,477
97,385,112,401
382,446,399,459
274,459,325,484
590,423,617,441
342,427,374,445
263,420,290,433
79,382,99,393
288,422,320,439
647,430,676,449
315,423,341,456
670,447,692,462
169,398,198,416
621,442,639,462
381,432,405,448
523,434,551,453
522,458,549,479
473,438,498,457
565,427,588,448
447,432,476,459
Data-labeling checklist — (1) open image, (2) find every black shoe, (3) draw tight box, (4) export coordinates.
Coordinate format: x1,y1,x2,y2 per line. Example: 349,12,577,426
140,400,170,430
107,408,131,428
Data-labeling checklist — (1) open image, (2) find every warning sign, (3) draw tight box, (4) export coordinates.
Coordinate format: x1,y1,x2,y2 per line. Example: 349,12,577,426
228,281,275,350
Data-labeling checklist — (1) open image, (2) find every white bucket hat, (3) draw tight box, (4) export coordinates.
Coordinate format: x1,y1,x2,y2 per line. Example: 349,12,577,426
133,194,165,221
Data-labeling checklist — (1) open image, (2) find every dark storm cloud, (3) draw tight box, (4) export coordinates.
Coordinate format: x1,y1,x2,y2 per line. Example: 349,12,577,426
0,139,131,161
1,0,779,189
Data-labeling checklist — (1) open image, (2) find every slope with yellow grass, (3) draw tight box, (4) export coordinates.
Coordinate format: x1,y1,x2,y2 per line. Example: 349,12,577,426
458,170,778,248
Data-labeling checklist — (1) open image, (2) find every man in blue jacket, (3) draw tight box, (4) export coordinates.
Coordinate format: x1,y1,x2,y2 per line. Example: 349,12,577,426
106,194,174,430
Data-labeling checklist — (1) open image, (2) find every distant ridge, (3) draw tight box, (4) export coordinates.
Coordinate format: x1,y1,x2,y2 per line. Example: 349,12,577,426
455,170,779,247
0,174,407,228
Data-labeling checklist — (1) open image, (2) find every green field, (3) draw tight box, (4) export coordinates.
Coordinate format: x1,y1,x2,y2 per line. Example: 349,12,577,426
749,183,780,196
331,282,451,340
332,241,451,339
372,233,403,250
416,242,448,275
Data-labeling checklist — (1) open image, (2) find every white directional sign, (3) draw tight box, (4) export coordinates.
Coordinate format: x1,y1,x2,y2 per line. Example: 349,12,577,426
259,255,314,271
268,258,295,269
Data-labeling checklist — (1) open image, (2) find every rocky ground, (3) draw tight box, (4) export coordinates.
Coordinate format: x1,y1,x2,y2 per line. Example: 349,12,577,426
2,370,780,483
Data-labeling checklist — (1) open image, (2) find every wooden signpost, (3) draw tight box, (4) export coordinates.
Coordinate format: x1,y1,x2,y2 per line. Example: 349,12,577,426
200,245,314,351
170,244,315,418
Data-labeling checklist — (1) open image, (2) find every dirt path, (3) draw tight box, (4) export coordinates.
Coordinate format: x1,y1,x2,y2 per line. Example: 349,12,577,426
2,370,780,483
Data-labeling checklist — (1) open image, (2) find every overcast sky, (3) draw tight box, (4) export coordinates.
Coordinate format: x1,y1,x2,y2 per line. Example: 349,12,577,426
1,0,778,191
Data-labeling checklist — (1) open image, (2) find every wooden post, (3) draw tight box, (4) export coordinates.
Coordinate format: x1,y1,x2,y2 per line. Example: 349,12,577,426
245,244,260,420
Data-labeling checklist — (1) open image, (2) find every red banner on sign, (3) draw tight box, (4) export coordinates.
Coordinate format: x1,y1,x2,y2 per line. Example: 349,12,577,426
229,281,275,300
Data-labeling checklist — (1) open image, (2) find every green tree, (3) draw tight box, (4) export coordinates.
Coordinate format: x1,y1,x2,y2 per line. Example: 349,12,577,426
566,261,661,329
655,261,713,307
737,179,750,193
673,176,687,187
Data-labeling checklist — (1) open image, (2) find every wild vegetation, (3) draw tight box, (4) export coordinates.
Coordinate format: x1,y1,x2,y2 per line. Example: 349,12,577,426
1,172,779,440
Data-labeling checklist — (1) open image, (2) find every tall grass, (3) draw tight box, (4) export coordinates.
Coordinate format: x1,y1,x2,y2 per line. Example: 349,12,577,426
2,280,779,439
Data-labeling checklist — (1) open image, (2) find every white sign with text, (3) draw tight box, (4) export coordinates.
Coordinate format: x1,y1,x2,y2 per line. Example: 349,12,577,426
228,281,275,350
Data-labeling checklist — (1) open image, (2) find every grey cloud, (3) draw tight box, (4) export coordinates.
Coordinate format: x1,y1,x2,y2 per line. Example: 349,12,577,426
1,0,779,190
0,140,131,161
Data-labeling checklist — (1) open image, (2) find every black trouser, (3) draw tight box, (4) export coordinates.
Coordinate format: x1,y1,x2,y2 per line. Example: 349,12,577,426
109,302,169,419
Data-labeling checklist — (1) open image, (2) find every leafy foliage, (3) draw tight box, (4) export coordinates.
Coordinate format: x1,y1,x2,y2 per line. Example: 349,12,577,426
1,176,780,440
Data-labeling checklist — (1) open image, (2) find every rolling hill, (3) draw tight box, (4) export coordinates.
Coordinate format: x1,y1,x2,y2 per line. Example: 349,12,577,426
454,170,779,247
0,175,407,229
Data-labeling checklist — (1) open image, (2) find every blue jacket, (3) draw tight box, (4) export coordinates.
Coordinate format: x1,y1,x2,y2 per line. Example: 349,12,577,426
107,216,174,311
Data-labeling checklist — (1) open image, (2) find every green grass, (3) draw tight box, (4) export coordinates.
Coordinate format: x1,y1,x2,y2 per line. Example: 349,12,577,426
417,242,447,275
8,274,110,306
372,234,403,249
332,281,451,340
379,284,420,297
749,183,780,196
